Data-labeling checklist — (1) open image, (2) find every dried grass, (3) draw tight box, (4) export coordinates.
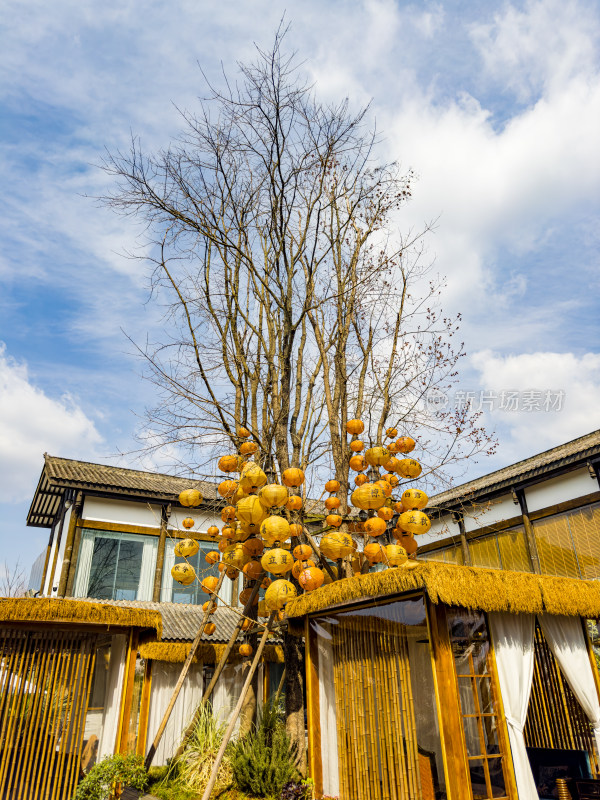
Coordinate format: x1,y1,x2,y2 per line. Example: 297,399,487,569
0,597,162,636
138,641,284,664
284,561,600,618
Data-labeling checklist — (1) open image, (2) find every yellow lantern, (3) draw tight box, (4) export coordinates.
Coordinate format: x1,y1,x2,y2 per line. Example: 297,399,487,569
384,544,408,566
179,488,203,507
286,495,302,511
261,548,294,576
221,505,236,522
377,506,394,521
325,479,340,493
201,576,219,595
182,517,195,529
387,441,398,453
203,622,216,635
364,516,387,537
218,480,238,499
258,483,289,509
293,544,312,560
218,454,242,473
218,537,232,553
257,600,268,617
242,560,263,581
382,473,400,487
355,473,368,486
202,600,216,614
393,531,418,555
292,558,315,580
205,551,220,565
260,515,291,544
320,532,354,560
289,523,303,537
399,510,431,535
239,441,259,456
175,538,199,558
299,566,325,591
282,468,305,487
325,496,341,510
241,619,254,631
221,525,236,539
237,426,251,439
326,514,343,528
226,566,238,580
365,446,391,466
382,457,402,473
236,495,268,534
401,488,428,510
346,419,365,435
239,643,253,657
207,525,220,537
396,436,416,453
386,427,398,438
171,563,196,585
223,543,250,570
350,483,387,510
265,579,297,610
350,439,364,452
397,459,422,479
239,588,258,605
375,480,393,498
242,537,264,558
239,462,267,493
349,454,367,472
363,543,385,563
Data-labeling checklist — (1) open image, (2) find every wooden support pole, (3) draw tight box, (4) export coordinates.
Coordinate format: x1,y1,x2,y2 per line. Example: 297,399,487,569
57,491,83,597
200,612,277,800
152,504,170,602
144,568,227,770
515,488,541,574
453,513,471,566
172,573,265,761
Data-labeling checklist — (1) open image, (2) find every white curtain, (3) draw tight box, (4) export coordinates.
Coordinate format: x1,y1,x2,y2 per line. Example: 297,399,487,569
212,662,244,732
538,614,600,754
146,661,205,766
72,530,94,598
98,634,128,759
317,632,339,798
488,612,539,800
138,537,158,601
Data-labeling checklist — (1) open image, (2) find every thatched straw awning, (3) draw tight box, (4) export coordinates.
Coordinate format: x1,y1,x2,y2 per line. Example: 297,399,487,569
138,641,284,664
284,562,600,619
0,597,162,637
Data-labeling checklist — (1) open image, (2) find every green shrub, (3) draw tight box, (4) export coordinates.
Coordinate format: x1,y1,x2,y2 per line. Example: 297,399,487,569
231,701,299,797
75,753,147,800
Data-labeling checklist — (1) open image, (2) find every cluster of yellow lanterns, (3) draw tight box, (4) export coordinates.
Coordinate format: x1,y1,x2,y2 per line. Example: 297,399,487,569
171,419,430,654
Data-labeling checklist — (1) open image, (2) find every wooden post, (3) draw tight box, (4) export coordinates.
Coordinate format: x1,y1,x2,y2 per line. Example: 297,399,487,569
152,504,170,602
200,612,277,800
453,513,471,566
118,631,140,754
47,494,69,595
515,488,541,574
57,491,83,596
144,568,227,770
285,619,307,775
136,660,153,757
172,574,265,760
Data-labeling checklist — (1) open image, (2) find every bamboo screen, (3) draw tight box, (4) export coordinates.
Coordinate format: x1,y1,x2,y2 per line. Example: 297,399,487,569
0,627,97,800
524,624,598,772
312,597,447,800
534,504,600,579
423,527,532,573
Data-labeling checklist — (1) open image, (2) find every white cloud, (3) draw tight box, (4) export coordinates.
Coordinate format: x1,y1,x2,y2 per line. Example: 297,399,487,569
470,350,600,459
0,345,103,502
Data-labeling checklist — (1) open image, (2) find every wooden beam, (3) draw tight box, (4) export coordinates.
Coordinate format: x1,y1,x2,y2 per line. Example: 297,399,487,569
117,630,139,754
152,505,170,602
136,659,153,757
452,513,471,565
60,492,83,597
515,488,541,574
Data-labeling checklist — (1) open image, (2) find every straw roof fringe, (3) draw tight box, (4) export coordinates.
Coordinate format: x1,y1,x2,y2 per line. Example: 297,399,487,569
138,641,285,664
284,562,600,619
0,597,162,637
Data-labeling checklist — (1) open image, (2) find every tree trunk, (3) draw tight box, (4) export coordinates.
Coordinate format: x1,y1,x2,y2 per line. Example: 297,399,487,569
284,629,306,775
238,661,258,737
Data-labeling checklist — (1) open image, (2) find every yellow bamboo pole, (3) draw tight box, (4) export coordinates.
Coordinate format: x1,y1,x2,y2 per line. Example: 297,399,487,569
0,630,30,794
41,631,74,800
55,637,83,800
64,637,97,800
350,616,376,800
356,616,383,800
371,625,399,800
338,618,360,800
4,629,39,795
332,630,350,800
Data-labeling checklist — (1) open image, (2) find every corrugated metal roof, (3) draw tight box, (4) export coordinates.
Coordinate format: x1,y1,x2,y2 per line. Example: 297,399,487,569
429,429,600,509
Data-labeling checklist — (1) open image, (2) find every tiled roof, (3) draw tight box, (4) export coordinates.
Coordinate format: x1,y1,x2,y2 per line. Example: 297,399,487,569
429,429,600,510
78,598,242,642
27,455,219,527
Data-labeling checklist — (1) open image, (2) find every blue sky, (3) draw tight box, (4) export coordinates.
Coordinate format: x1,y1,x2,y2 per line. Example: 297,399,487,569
1,0,599,573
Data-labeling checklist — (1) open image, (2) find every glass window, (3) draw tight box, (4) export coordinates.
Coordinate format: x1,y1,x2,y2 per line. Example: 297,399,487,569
446,607,510,800
74,530,157,601
311,596,448,800
470,535,502,570
161,538,232,606
496,527,531,573
423,544,464,565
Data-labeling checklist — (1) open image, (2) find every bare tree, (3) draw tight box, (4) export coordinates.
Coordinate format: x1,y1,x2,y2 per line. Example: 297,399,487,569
1,560,28,598
101,30,494,761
